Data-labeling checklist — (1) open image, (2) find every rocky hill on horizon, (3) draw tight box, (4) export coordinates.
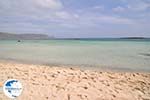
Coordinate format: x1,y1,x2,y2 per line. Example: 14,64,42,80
0,32,52,40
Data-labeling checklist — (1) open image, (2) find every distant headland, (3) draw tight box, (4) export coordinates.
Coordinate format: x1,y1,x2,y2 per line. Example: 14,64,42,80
0,32,149,40
119,37,149,39
0,32,53,40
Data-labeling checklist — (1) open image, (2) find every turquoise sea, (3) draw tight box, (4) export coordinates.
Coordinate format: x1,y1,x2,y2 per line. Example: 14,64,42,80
0,39,150,71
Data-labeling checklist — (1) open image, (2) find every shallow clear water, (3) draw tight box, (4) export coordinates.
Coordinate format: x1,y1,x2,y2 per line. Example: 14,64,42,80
0,39,150,71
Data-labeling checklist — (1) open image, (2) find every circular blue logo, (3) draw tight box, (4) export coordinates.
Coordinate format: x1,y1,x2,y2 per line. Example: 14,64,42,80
3,79,23,99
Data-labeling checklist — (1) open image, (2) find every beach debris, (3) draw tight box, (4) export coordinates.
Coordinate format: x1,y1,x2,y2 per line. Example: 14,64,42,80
46,97,48,99
67,94,70,100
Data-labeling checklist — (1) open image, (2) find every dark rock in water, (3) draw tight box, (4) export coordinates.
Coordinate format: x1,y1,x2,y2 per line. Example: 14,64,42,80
140,53,150,57
18,40,21,42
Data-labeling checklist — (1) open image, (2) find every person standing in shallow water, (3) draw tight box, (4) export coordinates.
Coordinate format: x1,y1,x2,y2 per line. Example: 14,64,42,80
17,40,21,42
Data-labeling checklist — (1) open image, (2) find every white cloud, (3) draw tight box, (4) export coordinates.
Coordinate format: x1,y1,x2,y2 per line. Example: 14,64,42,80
99,16,134,24
35,0,63,9
127,2,150,11
55,11,80,19
93,6,105,10
113,6,125,12
0,0,63,15
55,11,72,19
74,14,79,19
119,0,150,11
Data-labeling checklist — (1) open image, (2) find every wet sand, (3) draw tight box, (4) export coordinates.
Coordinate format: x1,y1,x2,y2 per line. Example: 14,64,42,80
0,61,150,100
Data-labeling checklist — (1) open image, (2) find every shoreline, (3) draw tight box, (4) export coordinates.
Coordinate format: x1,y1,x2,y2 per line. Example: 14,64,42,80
0,61,150,100
0,59,149,73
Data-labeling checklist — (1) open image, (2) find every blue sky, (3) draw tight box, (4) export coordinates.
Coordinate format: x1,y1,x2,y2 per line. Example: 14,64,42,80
0,0,150,38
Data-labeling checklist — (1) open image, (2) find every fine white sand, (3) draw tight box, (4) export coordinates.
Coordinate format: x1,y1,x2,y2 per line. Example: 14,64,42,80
0,61,150,100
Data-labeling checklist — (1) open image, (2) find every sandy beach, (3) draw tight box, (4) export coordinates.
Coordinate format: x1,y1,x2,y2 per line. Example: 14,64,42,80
0,61,150,100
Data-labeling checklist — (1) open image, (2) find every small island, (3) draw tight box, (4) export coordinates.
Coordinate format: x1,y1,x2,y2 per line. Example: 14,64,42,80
120,37,149,39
